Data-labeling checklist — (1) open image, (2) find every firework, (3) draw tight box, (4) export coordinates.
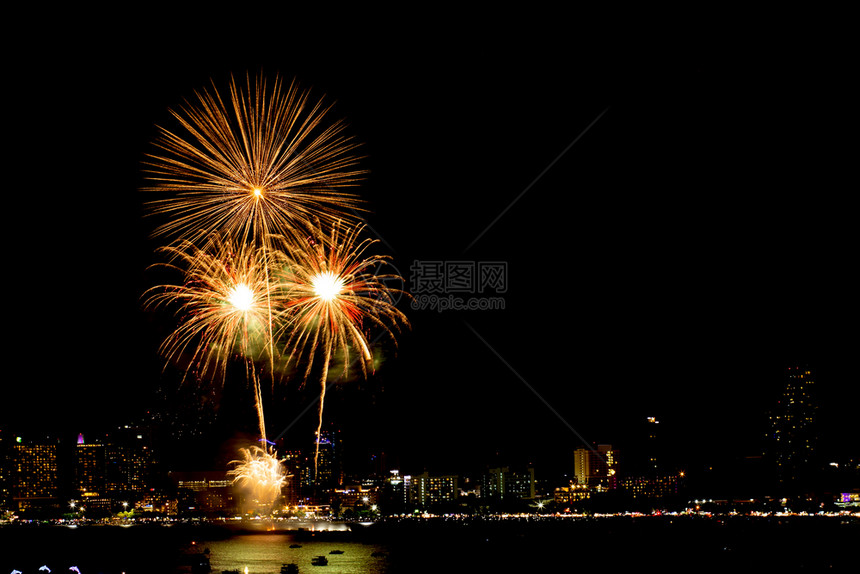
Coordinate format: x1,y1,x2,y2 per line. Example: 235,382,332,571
229,445,286,510
141,74,408,486
272,222,409,475
142,235,279,439
143,72,366,249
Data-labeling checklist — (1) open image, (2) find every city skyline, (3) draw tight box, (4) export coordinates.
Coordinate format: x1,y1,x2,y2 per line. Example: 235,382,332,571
2,20,858,574
3,364,854,507
4,31,857,499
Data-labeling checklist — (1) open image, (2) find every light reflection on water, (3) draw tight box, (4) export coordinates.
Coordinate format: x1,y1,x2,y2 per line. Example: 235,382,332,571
204,534,390,574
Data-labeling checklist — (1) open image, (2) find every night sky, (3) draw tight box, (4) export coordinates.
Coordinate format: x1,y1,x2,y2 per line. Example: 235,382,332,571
5,24,857,479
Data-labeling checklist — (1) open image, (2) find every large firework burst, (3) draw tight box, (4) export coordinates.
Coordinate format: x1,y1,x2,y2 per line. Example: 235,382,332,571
142,235,279,439
142,72,366,249
272,222,409,475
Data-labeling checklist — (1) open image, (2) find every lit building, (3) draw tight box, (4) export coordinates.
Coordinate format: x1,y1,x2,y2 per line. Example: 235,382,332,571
377,470,409,513
482,467,536,500
75,432,153,499
280,449,304,507
835,491,860,509
169,470,236,515
765,366,819,493
134,491,175,515
574,444,618,491
412,472,458,508
620,473,683,500
170,470,231,491
77,492,112,514
12,437,60,510
645,417,661,474
554,482,590,505
303,429,342,488
0,429,11,509
75,440,106,496
401,473,413,507
105,443,151,495
103,426,155,496
332,484,378,509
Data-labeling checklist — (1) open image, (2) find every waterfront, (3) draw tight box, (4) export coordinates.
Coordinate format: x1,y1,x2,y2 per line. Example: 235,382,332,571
2,515,858,573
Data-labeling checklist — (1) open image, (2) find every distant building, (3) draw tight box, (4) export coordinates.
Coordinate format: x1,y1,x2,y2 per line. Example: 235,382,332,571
75,441,106,496
482,467,536,500
644,417,661,474
169,470,236,514
12,438,60,510
332,484,378,510
170,470,231,492
0,430,10,509
280,449,304,507
105,443,152,495
765,366,819,493
75,433,153,499
554,482,590,505
412,472,458,508
620,473,683,500
303,429,342,489
379,470,409,513
574,444,618,491
134,491,175,515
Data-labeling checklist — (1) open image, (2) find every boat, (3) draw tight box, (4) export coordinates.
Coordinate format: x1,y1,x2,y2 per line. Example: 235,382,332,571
190,554,211,574
328,550,344,554
281,564,300,574
311,556,329,566
289,544,303,548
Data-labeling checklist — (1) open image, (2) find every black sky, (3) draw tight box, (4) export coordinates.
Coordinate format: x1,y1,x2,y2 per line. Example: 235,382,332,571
5,23,857,476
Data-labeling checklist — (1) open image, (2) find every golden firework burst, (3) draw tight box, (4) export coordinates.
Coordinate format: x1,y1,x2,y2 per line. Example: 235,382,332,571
143,72,366,249
142,235,280,439
272,222,409,474
229,445,286,511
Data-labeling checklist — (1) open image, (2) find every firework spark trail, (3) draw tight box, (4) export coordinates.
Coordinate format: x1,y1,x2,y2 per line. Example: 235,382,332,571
248,363,267,442
272,221,409,476
142,235,280,440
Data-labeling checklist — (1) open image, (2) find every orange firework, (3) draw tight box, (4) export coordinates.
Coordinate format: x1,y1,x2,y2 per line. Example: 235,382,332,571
142,72,366,249
143,235,278,439
229,445,286,511
272,222,409,475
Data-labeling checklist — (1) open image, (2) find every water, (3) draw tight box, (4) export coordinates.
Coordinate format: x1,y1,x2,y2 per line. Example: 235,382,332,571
0,522,390,574
204,535,389,574
2,517,857,573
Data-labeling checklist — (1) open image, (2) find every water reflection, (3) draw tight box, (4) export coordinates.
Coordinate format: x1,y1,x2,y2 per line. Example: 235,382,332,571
203,533,390,574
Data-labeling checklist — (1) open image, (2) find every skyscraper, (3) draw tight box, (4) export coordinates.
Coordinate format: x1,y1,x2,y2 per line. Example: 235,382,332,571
311,429,342,488
0,429,11,509
766,366,819,494
75,440,106,496
645,417,661,474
